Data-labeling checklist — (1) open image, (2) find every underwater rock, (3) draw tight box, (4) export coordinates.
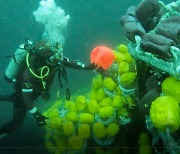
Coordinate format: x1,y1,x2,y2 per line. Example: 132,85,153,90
120,15,146,42
139,88,160,115
139,74,161,115
135,0,160,25
145,75,159,91
156,16,180,45
126,6,137,17
140,33,175,58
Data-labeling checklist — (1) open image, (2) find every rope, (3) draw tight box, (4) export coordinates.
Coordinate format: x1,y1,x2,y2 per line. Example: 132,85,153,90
128,37,180,80
146,116,180,154
127,1,180,80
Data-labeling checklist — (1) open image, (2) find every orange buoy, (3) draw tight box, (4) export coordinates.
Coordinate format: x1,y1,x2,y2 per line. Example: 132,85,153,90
90,46,114,70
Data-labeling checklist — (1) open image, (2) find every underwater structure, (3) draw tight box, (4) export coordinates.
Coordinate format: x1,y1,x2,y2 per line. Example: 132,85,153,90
43,44,137,154
32,0,180,154
121,0,180,154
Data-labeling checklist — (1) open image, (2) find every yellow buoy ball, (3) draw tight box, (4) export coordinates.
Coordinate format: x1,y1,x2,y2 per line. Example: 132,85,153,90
93,123,106,139
87,99,99,114
68,136,83,150
75,95,87,111
139,144,152,154
124,53,133,63
114,52,126,63
103,77,116,91
117,44,128,54
118,62,130,74
112,95,123,109
92,75,103,89
106,123,119,137
78,124,91,139
47,108,59,118
99,106,114,119
79,113,94,124
55,139,67,152
138,133,150,146
115,86,122,95
63,121,75,136
49,117,62,129
89,89,97,100
150,96,180,132
64,100,77,112
99,97,112,107
162,77,180,102
96,88,106,102
120,72,136,86
66,112,78,122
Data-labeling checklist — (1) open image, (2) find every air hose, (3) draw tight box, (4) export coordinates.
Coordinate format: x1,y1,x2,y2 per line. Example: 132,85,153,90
26,52,50,89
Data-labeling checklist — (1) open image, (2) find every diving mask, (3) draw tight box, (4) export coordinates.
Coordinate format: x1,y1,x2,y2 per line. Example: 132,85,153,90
49,42,64,64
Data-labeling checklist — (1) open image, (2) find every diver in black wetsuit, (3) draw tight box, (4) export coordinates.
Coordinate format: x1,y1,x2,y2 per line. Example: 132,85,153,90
0,40,96,138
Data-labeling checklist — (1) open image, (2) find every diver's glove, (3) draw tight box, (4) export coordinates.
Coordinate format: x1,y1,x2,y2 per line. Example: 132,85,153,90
33,111,48,127
30,107,48,127
85,63,97,70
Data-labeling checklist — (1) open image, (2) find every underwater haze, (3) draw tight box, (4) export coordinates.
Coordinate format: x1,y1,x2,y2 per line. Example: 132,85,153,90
0,0,174,154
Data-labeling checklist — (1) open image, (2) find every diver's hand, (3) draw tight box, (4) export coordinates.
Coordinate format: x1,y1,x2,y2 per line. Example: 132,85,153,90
86,63,97,70
33,111,48,127
95,67,109,77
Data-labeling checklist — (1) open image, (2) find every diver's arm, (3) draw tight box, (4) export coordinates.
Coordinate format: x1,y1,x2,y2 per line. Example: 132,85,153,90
62,56,96,70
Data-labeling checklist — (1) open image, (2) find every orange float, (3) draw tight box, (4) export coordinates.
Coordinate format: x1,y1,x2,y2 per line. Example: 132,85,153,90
90,46,115,70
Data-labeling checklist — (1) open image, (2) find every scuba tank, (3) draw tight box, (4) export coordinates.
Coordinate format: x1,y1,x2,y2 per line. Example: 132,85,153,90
4,40,33,82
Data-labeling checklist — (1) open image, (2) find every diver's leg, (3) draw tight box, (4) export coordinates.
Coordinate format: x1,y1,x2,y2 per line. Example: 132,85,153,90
0,102,27,138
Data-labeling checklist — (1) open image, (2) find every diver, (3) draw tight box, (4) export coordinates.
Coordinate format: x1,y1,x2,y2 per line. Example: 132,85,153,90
0,40,97,139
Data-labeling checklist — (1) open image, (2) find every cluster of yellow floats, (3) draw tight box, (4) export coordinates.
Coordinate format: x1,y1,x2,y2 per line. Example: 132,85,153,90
43,44,180,154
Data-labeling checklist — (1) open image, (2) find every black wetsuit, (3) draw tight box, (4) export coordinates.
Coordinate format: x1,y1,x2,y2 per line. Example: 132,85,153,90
0,54,94,135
